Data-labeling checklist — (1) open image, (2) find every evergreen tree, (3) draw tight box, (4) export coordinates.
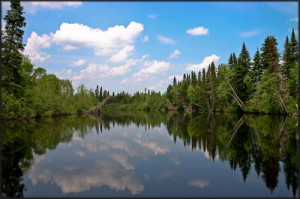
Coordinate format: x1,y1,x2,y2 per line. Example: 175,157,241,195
99,86,103,100
191,71,197,86
282,36,292,77
228,53,234,67
252,48,263,84
173,76,177,86
261,36,280,73
228,53,237,67
197,71,201,84
232,53,237,65
286,29,298,98
2,0,26,95
290,28,298,64
231,43,251,103
202,68,206,86
95,85,99,98
238,42,251,71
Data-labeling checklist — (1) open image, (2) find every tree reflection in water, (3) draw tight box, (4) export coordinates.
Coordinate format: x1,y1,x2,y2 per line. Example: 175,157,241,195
1,112,299,197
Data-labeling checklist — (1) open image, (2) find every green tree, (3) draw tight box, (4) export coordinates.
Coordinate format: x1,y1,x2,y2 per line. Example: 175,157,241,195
252,48,263,84
282,36,292,77
95,85,99,98
231,43,251,103
261,36,280,74
2,0,26,95
173,76,177,86
289,28,298,64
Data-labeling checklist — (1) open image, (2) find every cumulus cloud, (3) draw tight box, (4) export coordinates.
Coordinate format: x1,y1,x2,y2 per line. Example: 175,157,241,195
72,59,86,67
73,58,139,80
186,26,209,36
109,45,135,63
239,30,260,37
51,21,144,57
25,2,82,14
24,32,51,62
133,60,171,78
168,49,181,59
157,35,176,44
186,54,220,71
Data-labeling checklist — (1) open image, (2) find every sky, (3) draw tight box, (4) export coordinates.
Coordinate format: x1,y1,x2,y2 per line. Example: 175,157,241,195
1,1,299,94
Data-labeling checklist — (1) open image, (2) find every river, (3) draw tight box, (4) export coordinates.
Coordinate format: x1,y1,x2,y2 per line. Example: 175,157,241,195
1,111,299,197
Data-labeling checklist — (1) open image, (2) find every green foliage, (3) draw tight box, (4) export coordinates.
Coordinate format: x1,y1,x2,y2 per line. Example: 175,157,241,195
2,0,26,95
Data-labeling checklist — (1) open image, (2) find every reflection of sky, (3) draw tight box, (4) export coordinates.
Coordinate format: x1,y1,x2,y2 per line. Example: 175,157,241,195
25,123,293,197
27,125,180,196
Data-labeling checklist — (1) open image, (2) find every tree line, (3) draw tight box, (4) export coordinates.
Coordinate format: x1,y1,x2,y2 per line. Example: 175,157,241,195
1,0,298,119
166,30,298,115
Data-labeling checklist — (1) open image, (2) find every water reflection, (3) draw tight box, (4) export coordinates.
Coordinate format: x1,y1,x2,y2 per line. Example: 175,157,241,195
1,112,299,197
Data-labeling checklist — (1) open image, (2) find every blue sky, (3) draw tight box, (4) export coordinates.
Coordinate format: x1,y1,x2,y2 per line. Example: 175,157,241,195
1,1,298,94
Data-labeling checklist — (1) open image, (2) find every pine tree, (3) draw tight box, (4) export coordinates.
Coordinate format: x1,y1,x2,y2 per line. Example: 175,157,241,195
228,53,234,67
252,48,263,84
202,68,206,86
173,76,177,86
95,85,99,98
290,28,298,64
282,36,292,77
261,36,280,73
191,71,197,86
99,86,103,100
287,29,298,98
2,0,26,95
232,53,237,65
197,71,201,84
238,42,251,71
231,43,251,103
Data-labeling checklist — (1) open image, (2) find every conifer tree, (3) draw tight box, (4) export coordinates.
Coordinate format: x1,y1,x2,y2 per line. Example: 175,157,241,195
238,42,251,71
290,28,298,64
252,48,263,84
282,36,292,77
231,43,251,103
261,36,280,73
2,0,26,95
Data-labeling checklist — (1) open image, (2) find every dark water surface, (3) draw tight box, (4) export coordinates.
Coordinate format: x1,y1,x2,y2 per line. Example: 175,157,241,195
1,111,299,197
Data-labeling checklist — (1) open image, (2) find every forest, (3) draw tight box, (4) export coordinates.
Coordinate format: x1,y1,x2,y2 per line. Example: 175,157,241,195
1,1,299,119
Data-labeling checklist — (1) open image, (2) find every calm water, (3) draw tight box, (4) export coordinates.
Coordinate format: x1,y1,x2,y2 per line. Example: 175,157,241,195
1,111,299,197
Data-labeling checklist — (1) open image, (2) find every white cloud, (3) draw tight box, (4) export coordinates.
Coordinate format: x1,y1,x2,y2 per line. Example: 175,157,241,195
157,35,176,44
240,30,260,37
168,49,181,59
188,180,209,189
24,32,51,63
51,21,144,58
73,58,139,81
186,26,209,36
142,35,149,42
25,2,82,14
133,60,171,78
72,59,86,67
148,14,158,19
186,54,220,71
62,44,78,51
109,45,135,63
288,17,298,22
